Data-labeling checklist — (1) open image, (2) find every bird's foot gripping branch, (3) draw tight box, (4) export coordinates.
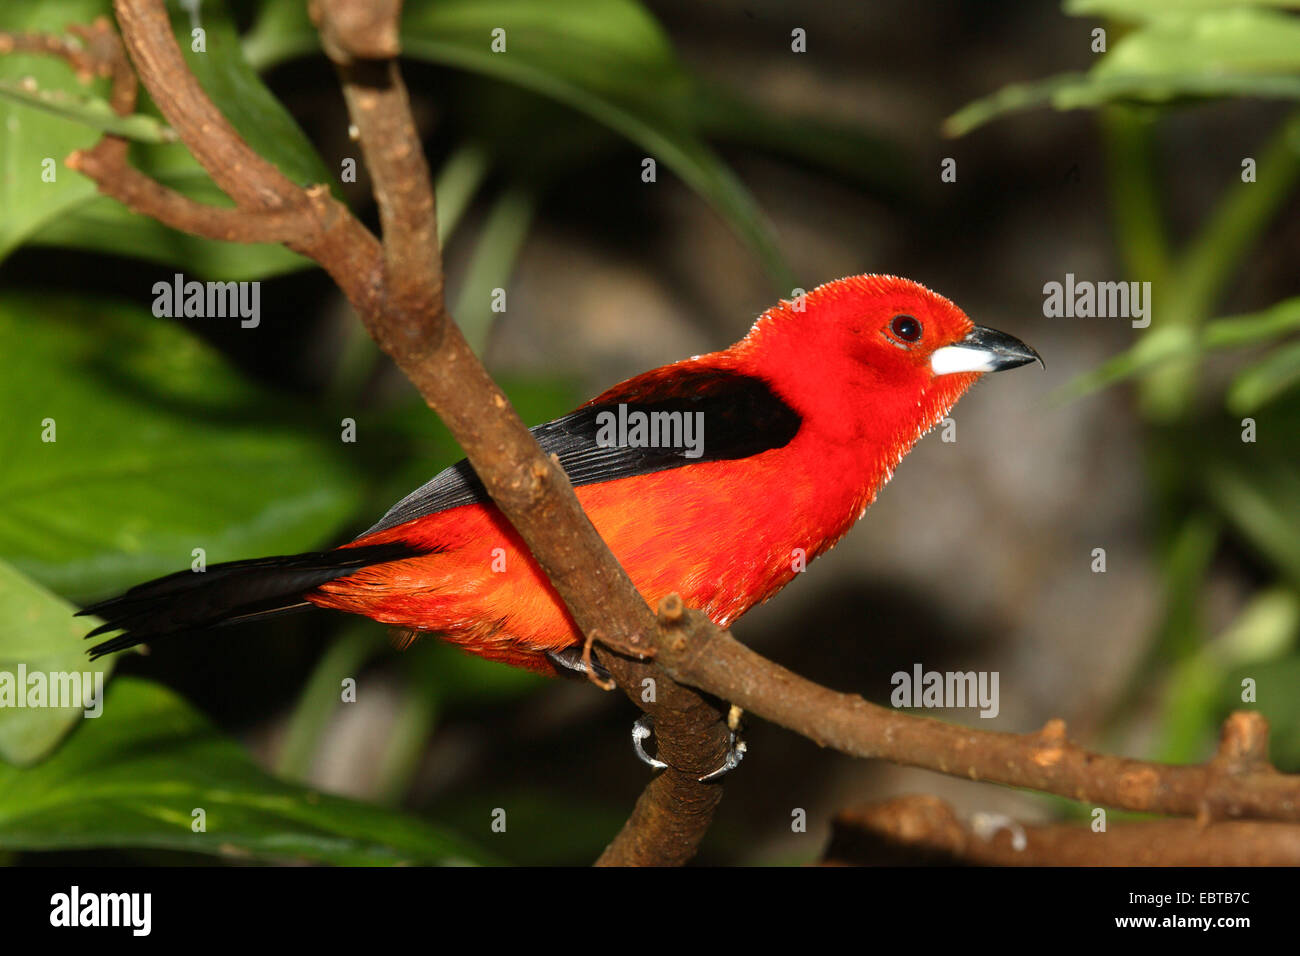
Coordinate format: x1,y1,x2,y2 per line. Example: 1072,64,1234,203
9,0,1300,867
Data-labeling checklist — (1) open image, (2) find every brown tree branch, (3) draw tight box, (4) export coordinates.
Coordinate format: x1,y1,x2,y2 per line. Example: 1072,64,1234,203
68,143,315,243
645,602,1300,822
304,0,731,866
824,795,1300,866
310,0,444,353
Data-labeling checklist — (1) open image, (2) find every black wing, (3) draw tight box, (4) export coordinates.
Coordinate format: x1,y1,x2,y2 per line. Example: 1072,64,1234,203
362,368,801,536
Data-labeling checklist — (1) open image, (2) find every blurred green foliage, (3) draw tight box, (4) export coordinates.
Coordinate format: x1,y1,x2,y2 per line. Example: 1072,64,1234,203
951,0,1300,771
0,674,497,864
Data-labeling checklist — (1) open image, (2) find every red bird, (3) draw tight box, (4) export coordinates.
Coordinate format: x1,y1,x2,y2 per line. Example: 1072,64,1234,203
83,276,1039,679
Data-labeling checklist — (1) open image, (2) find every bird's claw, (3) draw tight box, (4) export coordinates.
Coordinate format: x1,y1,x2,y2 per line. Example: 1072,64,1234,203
631,714,668,770
699,734,746,781
631,713,746,781
546,647,611,682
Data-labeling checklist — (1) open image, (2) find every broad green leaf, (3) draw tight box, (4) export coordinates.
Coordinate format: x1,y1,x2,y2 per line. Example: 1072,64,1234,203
246,0,792,285
947,9,1300,135
0,676,496,864
1,0,322,277
0,294,365,599
0,560,113,766
0,0,114,258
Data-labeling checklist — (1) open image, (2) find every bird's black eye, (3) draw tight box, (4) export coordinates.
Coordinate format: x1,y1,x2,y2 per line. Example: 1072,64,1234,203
890,314,922,342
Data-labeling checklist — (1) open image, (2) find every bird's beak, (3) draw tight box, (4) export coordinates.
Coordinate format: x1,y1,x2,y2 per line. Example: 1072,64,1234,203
930,325,1043,375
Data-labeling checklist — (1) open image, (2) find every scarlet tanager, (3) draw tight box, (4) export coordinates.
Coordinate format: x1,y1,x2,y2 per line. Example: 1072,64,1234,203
82,275,1040,678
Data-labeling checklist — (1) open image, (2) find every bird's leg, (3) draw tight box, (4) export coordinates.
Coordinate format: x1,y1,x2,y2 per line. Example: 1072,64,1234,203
631,713,747,781
727,703,744,731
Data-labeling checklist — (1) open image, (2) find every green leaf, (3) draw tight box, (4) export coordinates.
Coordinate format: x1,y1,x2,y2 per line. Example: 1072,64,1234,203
1093,9,1300,81
406,0,790,284
433,140,492,245
0,293,365,599
1053,324,1196,403
1,0,323,277
1066,0,1300,23
0,676,496,864
946,9,1300,135
176,4,329,190
247,0,792,286
1055,297,1300,402
0,560,113,766
1228,338,1300,413
0,0,116,258
1205,296,1300,348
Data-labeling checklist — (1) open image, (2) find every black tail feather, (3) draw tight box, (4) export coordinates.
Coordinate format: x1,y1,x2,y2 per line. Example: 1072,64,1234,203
79,542,421,660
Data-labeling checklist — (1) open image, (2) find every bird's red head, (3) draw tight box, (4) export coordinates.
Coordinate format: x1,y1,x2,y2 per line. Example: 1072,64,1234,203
733,274,1040,460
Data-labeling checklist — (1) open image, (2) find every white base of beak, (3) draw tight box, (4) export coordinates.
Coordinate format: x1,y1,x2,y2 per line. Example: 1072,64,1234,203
930,345,998,375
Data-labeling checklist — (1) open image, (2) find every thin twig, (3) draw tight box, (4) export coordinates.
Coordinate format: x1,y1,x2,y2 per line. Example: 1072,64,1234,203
825,794,1300,866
